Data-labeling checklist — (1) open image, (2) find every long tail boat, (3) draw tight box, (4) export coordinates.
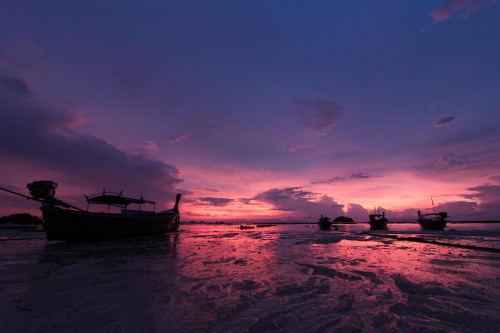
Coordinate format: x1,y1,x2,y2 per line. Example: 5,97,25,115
417,211,447,230
1,181,181,241
318,215,332,230
368,212,388,230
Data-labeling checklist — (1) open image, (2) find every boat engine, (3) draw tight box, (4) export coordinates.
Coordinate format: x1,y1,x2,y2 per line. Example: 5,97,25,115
27,181,58,200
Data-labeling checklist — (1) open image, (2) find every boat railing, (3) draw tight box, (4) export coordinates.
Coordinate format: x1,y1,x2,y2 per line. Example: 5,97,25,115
85,190,156,213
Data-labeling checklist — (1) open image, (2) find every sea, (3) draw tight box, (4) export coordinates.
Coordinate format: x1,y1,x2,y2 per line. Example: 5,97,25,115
1,222,500,332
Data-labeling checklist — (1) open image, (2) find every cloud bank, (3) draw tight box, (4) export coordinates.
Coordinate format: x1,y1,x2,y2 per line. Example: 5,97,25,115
198,197,234,206
253,187,345,219
0,76,182,206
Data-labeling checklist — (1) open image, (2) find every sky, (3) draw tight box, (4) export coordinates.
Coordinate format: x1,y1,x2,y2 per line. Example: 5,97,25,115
1,0,499,222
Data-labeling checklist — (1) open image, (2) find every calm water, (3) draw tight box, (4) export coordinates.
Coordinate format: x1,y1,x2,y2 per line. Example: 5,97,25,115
1,222,500,332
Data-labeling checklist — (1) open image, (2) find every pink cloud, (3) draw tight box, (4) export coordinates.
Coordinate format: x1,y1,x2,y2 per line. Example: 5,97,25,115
168,133,191,144
429,0,484,23
137,140,158,151
289,144,316,152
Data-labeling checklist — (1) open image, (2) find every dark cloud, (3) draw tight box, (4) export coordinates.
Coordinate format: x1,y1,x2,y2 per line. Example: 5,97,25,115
0,46,9,65
465,185,500,202
238,198,258,206
345,203,369,221
434,153,468,170
461,185,500,219
435,201,480,219
0,76,33,99
198,197,234,206
0,77,182,208
294,99,343,136
350,172,370,179
311,173,379,184
0,40,45,71
113,66,147,97
489,175,500,183
311,176,346,185
434,116,456,127
253,187,344,219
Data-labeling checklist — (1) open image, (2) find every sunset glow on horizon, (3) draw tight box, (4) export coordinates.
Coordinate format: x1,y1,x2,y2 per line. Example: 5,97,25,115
1,1,499,222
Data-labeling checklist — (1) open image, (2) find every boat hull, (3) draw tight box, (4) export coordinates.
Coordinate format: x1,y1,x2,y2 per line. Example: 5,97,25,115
42,206,179,241
369,220,388,230
319,222,332,230
418,219,447,230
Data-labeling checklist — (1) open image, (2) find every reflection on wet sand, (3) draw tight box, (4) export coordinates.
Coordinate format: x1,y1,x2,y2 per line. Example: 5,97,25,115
1,224,500,332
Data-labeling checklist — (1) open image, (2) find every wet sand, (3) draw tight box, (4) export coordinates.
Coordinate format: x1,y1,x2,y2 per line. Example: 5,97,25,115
1,223,500,332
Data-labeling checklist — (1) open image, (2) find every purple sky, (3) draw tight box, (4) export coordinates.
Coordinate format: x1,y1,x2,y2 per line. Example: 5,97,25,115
1,1,499,222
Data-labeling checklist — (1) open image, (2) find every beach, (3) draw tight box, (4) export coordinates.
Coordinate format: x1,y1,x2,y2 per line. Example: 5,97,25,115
1,223,500,332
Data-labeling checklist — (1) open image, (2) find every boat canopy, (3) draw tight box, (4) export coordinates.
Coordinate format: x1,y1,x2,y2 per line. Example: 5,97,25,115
86,192,155,207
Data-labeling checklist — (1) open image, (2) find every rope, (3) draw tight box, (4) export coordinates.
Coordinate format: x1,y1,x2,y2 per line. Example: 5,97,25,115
0,225,44,242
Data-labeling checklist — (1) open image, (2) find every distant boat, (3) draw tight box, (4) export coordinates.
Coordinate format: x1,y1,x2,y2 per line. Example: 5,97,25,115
368,212,388,230
318,215,332,230
239,225,255,229
417,210,447,230
1,181,181,241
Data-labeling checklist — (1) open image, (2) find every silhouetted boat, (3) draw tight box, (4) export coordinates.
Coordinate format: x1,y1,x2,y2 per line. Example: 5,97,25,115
318,215,332,229
368,212,388,230
239,225,255,229
1,181,181,241
417,210,447,230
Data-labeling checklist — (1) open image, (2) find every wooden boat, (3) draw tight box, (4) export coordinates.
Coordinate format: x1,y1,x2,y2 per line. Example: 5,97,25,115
1,181,181,241
239,225,255,229
368,212,388,230
318,215,332,230
417,210,447,230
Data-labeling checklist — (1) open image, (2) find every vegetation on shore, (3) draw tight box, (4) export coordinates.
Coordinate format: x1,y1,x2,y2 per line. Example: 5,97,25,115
0,213,42,225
